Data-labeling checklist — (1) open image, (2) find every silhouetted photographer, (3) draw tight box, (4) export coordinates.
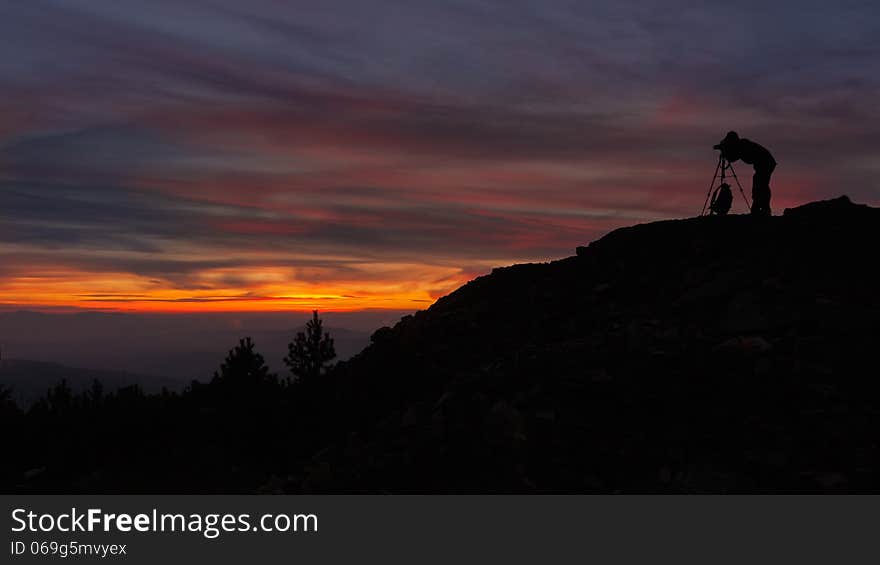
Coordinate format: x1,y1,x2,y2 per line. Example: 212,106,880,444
714,131,776,216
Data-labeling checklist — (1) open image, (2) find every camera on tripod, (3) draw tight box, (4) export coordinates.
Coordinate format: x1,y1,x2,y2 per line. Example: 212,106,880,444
700,147,752,216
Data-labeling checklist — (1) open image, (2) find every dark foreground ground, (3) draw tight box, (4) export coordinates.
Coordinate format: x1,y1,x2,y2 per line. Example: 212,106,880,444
3,196,878,493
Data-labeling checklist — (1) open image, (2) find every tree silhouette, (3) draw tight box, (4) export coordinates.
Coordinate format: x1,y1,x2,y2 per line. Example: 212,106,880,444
214,337,275,388
45,379,73,413
85,379,104,409
0,385,11,405
0,384,17,416
284,310,336,384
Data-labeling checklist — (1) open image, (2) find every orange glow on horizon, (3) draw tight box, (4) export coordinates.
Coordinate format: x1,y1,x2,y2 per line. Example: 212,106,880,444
0,264,477,313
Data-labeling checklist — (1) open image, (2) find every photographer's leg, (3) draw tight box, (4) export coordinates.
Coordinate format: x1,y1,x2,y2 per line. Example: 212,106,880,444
751,173,761,215
752,168,772,216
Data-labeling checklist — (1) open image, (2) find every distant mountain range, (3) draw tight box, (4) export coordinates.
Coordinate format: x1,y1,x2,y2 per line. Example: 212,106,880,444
0,321,372,407
0,359,175,408
0,310,379,395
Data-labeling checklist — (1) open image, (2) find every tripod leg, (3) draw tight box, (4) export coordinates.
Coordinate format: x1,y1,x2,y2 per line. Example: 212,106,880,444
701,156,723,216
726,161,752,211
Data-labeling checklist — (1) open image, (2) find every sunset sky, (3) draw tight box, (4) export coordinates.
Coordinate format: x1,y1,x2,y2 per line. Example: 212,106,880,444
2,0,879,312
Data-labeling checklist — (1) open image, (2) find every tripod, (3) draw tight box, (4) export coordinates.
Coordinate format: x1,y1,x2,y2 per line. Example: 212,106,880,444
700,153,751,216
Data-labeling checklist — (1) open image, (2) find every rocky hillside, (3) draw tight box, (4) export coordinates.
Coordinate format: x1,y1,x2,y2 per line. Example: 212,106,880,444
305,196,880,492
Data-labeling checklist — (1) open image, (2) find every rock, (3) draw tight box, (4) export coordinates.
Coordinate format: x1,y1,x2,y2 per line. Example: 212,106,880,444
400,405,419,428
712,336,773,356
370,326,394,343
719,291,768,333
23,467,45,480
483,401,526,450
592,282,612,293
801,471,848,490
783,195,872,219
591,369,612,383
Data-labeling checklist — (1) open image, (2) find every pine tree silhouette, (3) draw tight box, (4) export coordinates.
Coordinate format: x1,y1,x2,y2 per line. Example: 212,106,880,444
214,337,275,388
0,384,15,414
86,379,104,409
46,379,73,413
284,311,336,384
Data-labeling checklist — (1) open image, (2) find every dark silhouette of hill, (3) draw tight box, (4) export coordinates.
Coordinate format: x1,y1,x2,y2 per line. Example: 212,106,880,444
5,196,879,493
304,196,880,492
